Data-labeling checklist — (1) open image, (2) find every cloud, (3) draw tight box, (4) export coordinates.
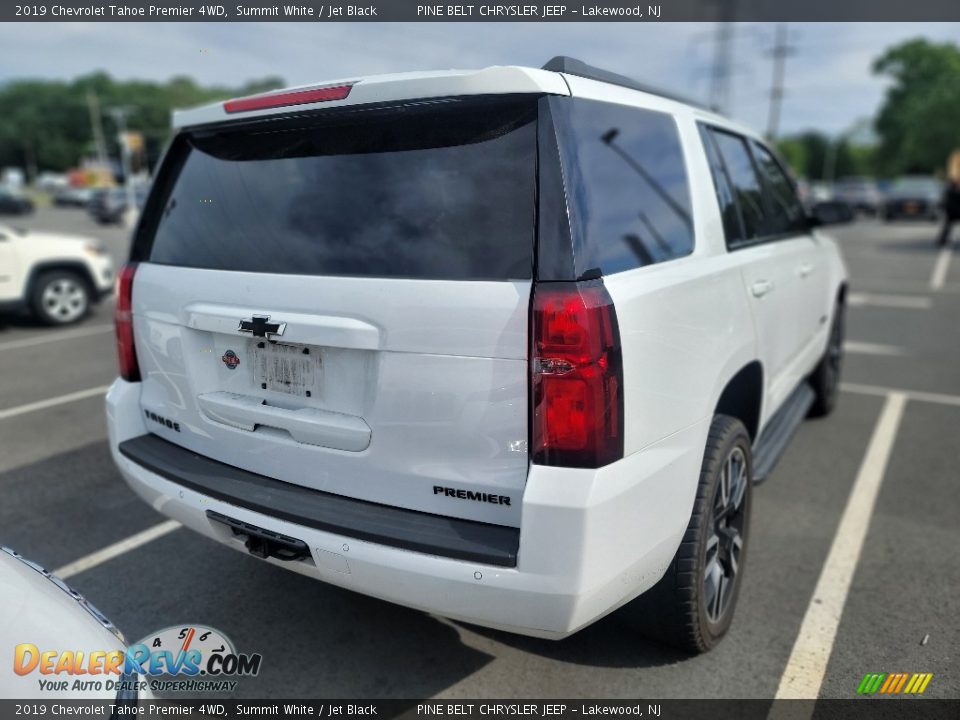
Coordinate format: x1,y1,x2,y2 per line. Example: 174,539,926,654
1,21,957,135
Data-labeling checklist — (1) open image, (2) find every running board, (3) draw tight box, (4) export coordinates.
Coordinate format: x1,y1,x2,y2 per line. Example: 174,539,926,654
752,382,815,483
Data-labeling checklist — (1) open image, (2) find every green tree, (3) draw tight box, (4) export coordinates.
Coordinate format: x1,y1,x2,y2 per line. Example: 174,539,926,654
777,132,831,179
777,131,875,180
873,38,960,175
0,73,285,176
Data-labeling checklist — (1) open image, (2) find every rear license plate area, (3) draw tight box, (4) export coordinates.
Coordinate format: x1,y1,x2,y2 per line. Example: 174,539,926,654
252,341,320,397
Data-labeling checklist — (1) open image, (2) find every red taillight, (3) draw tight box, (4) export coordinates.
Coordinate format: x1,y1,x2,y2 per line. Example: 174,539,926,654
223,84,353,113
115,263,140,382
531,281,623,468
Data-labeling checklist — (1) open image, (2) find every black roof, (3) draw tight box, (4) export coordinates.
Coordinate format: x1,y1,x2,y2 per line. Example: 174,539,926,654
541,56,713,112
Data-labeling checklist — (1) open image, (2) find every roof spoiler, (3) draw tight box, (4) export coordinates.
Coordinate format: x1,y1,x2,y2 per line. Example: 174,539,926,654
542,56,715,112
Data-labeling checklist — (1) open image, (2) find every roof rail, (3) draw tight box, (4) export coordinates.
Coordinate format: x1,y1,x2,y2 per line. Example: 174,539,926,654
541,56,714,112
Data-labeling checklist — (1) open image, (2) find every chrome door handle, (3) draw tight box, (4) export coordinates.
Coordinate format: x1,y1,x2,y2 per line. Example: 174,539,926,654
797,264,814,278
751,280,774,298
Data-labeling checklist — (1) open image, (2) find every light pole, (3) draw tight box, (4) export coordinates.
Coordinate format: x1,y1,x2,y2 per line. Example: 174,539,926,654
107,106,137,228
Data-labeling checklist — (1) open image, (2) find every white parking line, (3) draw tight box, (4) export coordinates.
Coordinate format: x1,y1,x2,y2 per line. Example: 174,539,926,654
0,324,113,351
930,245,953,290
847,292,932,310
55,520,182,580
843,341,906,356
842,382,960,408
773,392,906,703
0,385,111,421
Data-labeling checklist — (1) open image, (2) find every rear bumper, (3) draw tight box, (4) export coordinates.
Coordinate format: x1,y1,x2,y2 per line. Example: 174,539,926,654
106,378,704,639
118,434,519,567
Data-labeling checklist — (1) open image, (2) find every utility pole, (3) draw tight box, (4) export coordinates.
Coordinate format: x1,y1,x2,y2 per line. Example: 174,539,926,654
708,0,737,114
86,91,108,168
765,24,796,140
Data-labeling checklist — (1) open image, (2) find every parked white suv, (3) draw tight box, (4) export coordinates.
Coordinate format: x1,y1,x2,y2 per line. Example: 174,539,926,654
0,224,114,324
106,58,847,652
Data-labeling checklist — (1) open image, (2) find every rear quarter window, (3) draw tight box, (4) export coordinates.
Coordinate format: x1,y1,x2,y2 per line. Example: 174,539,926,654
550,97,694,277
134,98,538,281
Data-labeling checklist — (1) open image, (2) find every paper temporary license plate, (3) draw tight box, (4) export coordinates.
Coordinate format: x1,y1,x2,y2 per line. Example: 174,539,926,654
252,342,320,396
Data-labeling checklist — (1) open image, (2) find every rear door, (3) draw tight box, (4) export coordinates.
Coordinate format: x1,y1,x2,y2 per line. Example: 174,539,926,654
750,140,831,360
129,97,539,526
702,127,811,416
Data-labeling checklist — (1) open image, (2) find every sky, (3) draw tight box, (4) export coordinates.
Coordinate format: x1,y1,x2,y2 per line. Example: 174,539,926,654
2,21,958,137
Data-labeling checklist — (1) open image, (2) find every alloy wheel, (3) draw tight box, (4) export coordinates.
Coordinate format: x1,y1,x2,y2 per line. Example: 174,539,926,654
41,278,87,323
703,446,748,624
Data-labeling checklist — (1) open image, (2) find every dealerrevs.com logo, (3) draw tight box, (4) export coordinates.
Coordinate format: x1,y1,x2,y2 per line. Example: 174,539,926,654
14,624,262,694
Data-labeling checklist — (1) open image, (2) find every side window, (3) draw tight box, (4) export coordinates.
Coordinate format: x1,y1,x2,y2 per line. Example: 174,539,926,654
709,130,768,245
699,125,745,247
750,141,808,236
557,98,694,275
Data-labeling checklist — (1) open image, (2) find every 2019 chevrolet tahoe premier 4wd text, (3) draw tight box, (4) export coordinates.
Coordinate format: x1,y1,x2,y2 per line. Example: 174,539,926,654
106,57,847,652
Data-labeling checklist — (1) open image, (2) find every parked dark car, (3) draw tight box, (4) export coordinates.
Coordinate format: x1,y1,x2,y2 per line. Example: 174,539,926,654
810,200,855,226
52,186,95,207
0,186,34,215
882,177,943,221
835,177,882,216
89,186,148,224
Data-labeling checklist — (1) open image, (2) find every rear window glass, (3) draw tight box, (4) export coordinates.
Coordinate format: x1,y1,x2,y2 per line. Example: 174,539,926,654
552,98,694,276
137,98,537,280
709,130,768,244
750,141,807,236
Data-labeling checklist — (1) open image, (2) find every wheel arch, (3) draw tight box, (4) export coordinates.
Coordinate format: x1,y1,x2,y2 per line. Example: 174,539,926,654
713,360,764,442
25,261,98,301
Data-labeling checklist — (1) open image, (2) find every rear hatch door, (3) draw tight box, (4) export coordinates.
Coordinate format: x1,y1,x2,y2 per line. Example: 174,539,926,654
130,96,538,526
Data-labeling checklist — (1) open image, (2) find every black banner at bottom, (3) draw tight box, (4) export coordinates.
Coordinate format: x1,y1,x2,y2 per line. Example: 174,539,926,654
1,699,957,720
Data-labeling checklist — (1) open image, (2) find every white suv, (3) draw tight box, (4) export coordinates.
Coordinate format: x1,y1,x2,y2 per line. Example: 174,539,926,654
0,224,114,324
106,58,847,652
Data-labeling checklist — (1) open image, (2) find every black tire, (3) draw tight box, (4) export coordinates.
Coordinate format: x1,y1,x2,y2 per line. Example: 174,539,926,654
809,300,845,417
621,415,752,653
30,270,91,325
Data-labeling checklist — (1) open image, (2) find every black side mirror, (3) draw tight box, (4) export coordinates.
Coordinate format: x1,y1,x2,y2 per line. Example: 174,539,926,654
809,201,854,228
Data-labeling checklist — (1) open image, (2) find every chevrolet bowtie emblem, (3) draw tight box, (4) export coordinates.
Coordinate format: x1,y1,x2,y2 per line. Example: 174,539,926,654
237,315,286,339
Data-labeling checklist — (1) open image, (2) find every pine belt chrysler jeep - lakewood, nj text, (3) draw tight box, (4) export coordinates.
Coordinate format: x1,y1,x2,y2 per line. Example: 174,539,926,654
106,57,848,652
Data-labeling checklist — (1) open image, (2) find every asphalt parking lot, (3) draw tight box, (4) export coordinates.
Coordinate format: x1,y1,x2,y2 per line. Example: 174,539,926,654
1,206,958,700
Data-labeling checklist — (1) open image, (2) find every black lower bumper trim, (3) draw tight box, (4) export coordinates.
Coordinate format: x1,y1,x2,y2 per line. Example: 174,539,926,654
118,434,519,567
